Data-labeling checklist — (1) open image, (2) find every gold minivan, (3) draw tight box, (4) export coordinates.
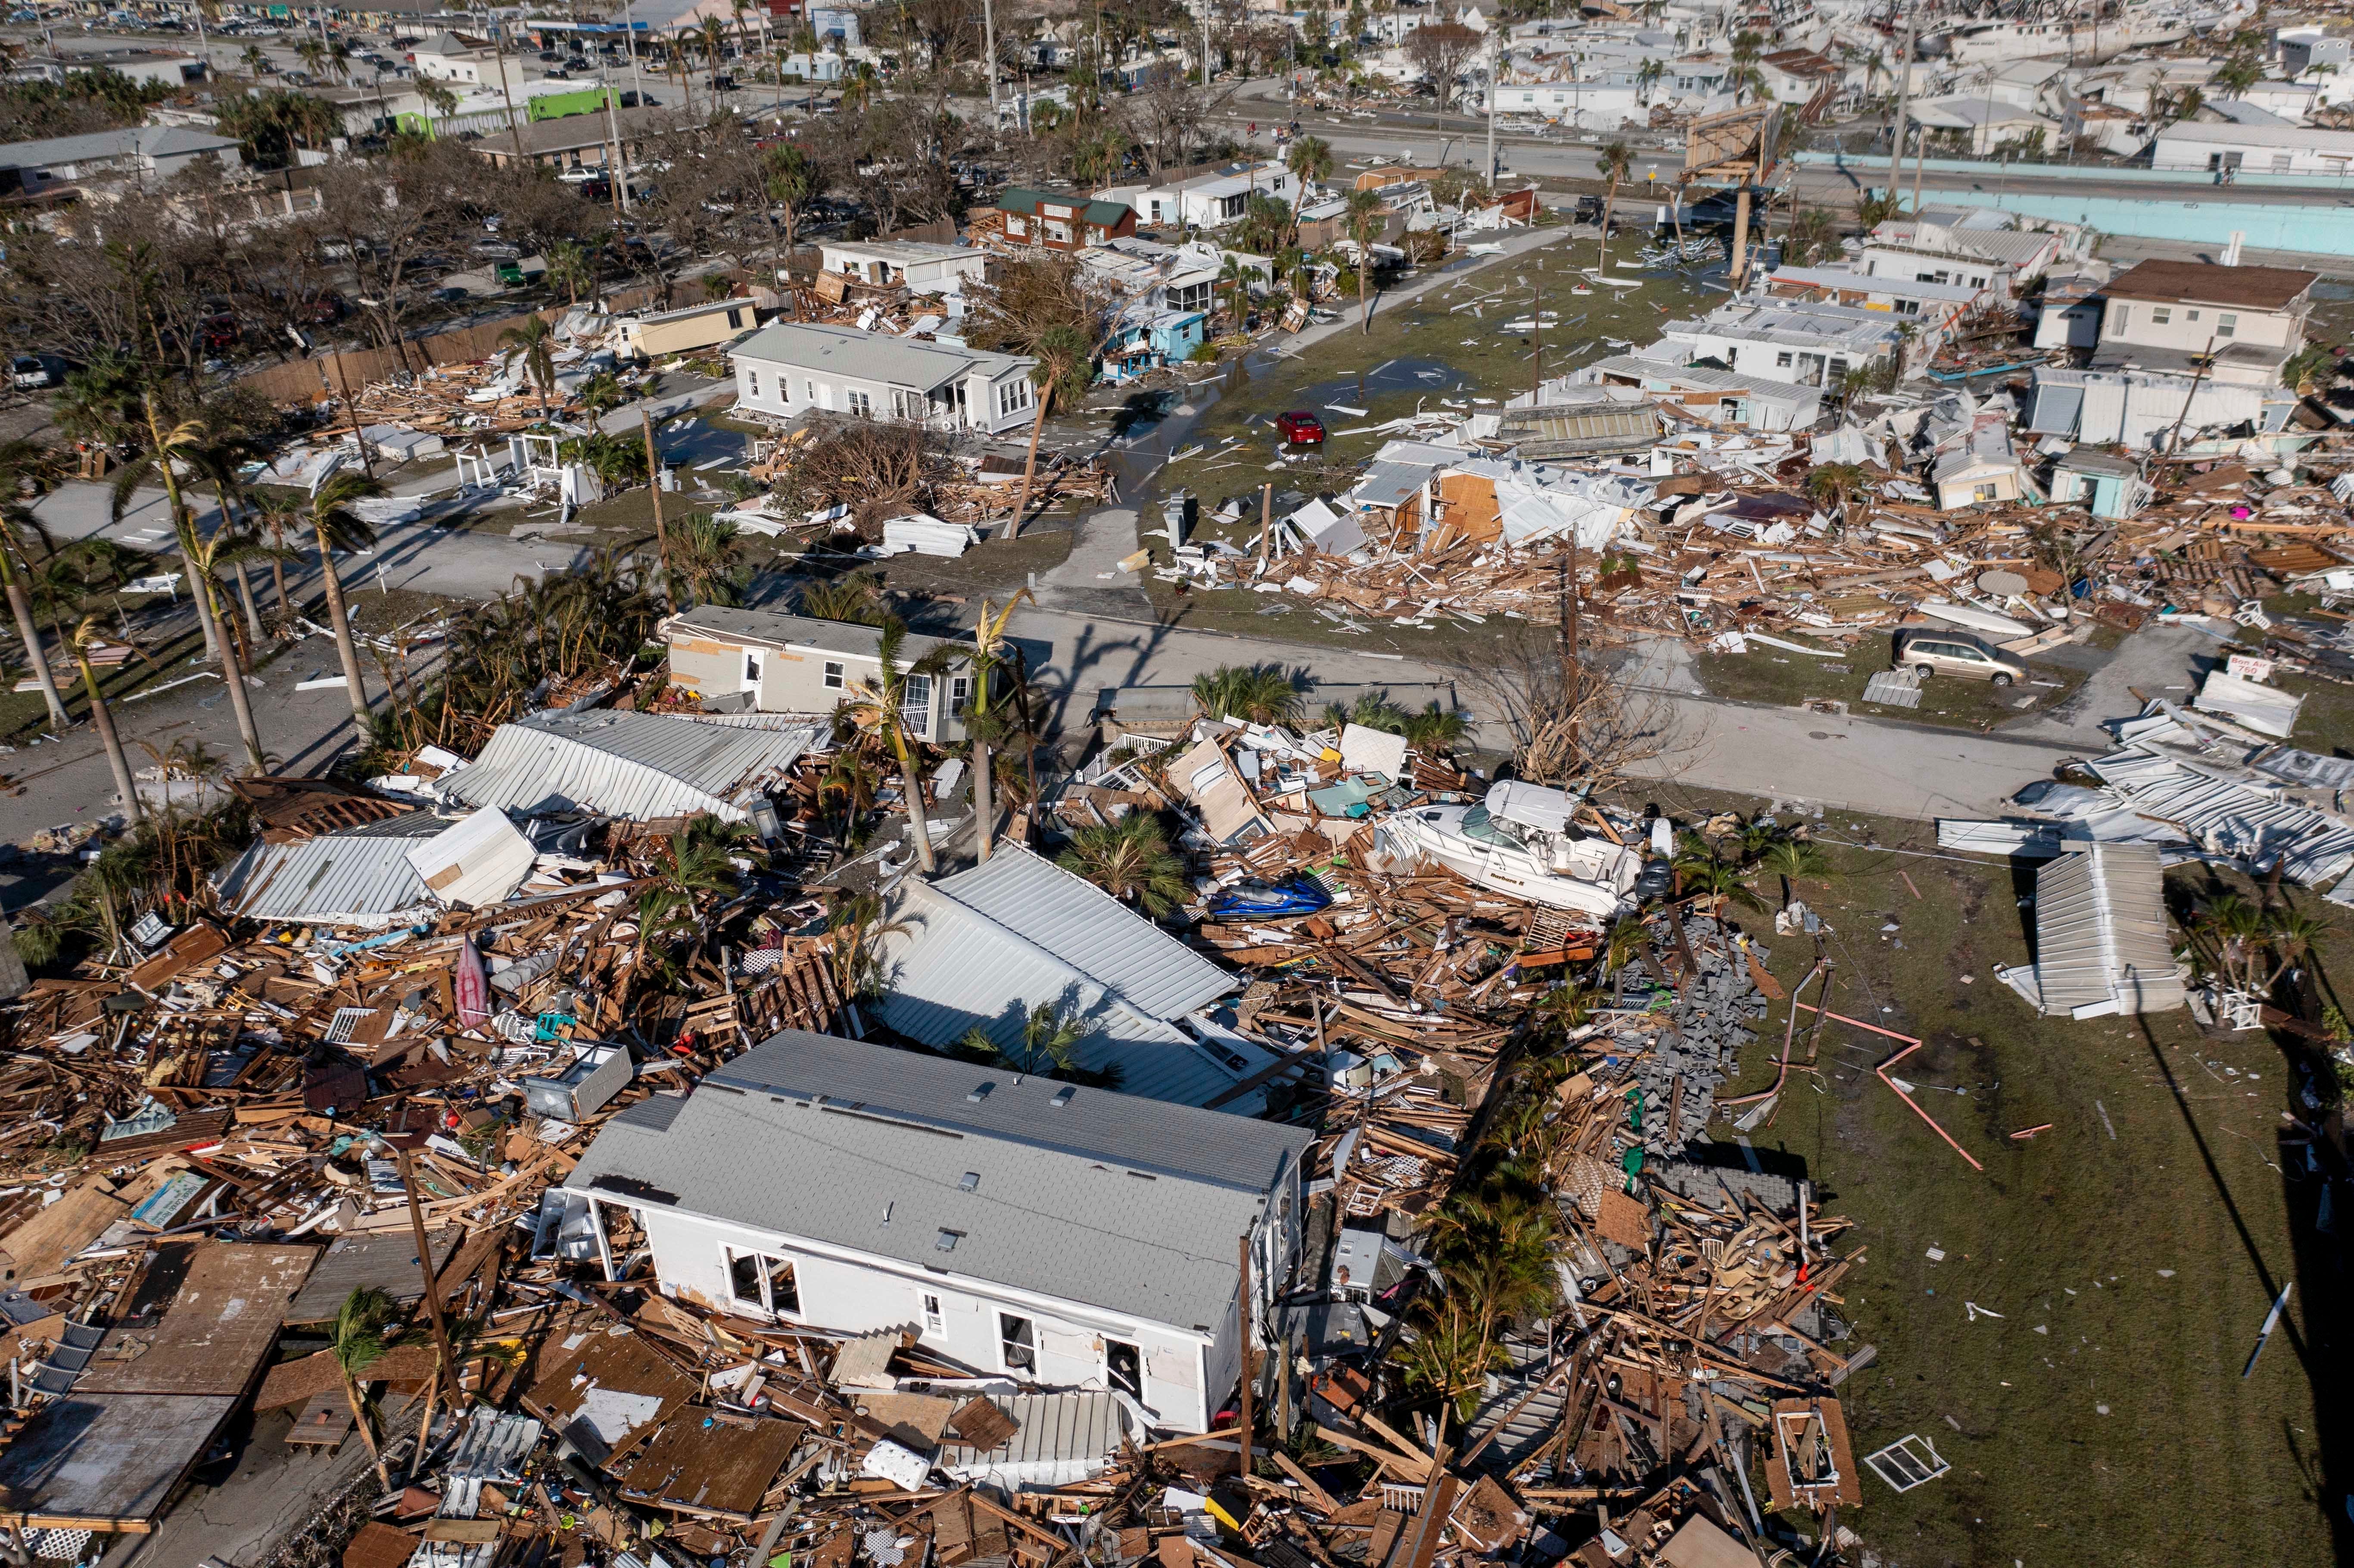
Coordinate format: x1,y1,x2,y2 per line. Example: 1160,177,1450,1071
1892,628,2030,687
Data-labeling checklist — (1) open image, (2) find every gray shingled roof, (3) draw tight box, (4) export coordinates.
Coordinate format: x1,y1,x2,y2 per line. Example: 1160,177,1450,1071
727,322,1030,393
564,1031,1308,1333
663,606,972,663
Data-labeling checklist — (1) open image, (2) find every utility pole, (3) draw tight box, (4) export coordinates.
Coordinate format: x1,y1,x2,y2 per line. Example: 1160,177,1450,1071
982,0,999,122
624,0,645,105
603,55,631,211
1530,266,1541,395
1485,27,1500,184
483,7,525,162
1888,16,1913,214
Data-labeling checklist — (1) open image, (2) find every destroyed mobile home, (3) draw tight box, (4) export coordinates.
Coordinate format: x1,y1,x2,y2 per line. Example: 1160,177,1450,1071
0,670,1902,1568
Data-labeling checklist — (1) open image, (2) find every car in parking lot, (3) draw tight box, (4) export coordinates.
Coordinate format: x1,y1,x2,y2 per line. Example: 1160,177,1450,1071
1890,627,2028,686
1273,410,1326,445
10,354,60,390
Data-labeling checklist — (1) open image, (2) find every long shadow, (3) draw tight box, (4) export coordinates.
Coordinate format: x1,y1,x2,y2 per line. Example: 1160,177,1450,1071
2272,955,2354,1559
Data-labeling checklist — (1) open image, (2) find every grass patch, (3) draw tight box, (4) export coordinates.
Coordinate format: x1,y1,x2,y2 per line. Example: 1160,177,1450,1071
1691,630,2096,730
1609,778,2340,1568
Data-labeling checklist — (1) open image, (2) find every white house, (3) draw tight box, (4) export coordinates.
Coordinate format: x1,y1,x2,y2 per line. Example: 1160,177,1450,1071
728,322,1039,435
1654,296,1906,387
563,1029,1311,1434
817,239,990,296
1859,220,2065,299
660,606,978,743
1103,161,1293,229
408,32,495,86
2151,118,2354,176
10,48,205,90
1907,95,2057,155
1484,75,1645,128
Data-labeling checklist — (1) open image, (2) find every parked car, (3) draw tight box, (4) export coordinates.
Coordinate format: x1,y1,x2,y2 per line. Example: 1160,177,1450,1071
1274,410,1326,446
9,355,57,390
1890,627,2027,687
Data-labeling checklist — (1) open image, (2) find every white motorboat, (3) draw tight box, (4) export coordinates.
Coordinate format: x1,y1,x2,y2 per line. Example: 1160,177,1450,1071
1370,780,1653,918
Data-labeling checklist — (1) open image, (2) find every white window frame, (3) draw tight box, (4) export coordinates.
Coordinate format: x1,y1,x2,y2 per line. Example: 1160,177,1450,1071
922,1293,945,1336
901,672,934,738
950,674,971,714
744,650,762,686
722,1245,801,1317
2217,312,2238,339
998,1311,1036,1373
846,388,873,417
823,660,846,690
747,367,761,398
2151,306,2172,326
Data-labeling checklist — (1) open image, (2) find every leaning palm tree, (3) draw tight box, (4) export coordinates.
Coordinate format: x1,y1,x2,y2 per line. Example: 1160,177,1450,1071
330,1287,396,1493
1802,462,1868,532
306,471,386,733
1056,812,1188,916
960,590,1032,861
1010,322,1095,537
545,239,595,307
0,447,68,730
114,395,265,769
498,315,559,419
69,616,141,824
1757,836,1827,910
840,619,956,874
1343,187,1386,335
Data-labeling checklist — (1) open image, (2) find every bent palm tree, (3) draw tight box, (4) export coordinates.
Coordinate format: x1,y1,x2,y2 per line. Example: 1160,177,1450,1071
330,1286,396,1492
840,619,955,874
0,447,68,730
960,999,1086,1077
308,472,386,732
1595,138,1632,275
1011,322,1095,538
70,616,141,823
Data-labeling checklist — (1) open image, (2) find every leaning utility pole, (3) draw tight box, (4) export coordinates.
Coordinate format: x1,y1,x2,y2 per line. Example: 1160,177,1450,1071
641,408,673,589
1485,27,1500,184
982,0,1000,121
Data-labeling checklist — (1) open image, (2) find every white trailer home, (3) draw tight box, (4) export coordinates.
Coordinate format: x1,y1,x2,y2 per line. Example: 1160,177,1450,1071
564,1030,1311,1434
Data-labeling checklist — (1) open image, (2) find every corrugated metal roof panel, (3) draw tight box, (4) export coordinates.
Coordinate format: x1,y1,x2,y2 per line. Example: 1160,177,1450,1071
2026,844,2183,1017
873,880,1259,1109
213,810,445,927
565,1031,1308,1333
439,711,822,823
932,844,1235,1024
939,1391,1129,1487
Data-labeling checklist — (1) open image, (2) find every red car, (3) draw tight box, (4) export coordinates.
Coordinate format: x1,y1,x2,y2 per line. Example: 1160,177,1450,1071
1274,410,1326,446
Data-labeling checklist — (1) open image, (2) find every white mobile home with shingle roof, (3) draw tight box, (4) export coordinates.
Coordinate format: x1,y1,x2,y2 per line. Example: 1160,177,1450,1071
727,322,1038,435
565,1030,1310,1433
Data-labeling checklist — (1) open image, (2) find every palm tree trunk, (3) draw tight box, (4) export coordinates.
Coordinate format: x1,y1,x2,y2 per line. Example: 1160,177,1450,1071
207,575,267,775
971,729,994,862
3,572,67,730
1599,177,1619,274
1009,383,1054,540
340,1367,390,1492
232,560,264,643
1358,255,1370,334
269,549,291,617
893,737,936,874
75,653,142,824
312,522,374,732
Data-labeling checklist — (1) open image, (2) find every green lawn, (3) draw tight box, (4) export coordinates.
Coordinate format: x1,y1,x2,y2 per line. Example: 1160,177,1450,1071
1615,781,2339,1568
1690,629,2100,731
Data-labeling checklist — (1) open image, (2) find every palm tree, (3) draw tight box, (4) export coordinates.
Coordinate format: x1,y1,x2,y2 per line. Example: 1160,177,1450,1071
2198,894,2268,992
240,43,267,78
1401,701,1468,754
185,426,268,646
1214,252,1253,328
840,619,956,874
701,16,729,91
959,591,1032,861
1286,132,1334,194
249,495,304,618
1056,812,1188,915
960,999,1085,1076
822,890,909,998
69,616,141,824
2259,908,2326,992
0,447,68,730
671,513,749,607
1673,848,1764,912
293,35,325,79
761,142,818,260
1595,138,1632,276
1635,57,1663,103
306,471,386,733
635,818,744,958
1757,836,1826,909
330,1286,395,1493
1343,187,1385,335
798,572,884,624
1784,205,1837,267
1192,663,1304,726
1010,322,1094,537
1803,462,1867,528
114,396,265,770
498,315,559,419
545,239,595,306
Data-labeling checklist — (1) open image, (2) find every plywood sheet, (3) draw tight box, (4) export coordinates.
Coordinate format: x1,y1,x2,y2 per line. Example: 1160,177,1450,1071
0,1392,236,1527
610,1415,804,1518
81,1241,316,1397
